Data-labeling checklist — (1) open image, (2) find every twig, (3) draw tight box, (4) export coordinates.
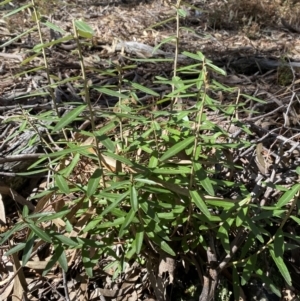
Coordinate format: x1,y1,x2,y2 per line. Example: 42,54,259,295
0,153,45,164
244,104,285,121
0,124,12,139
62,269,70,301
45,279,66,300
246,121,300,151
0,266,22,295
0,142,63,165
0,103,59,112
218,228,248,272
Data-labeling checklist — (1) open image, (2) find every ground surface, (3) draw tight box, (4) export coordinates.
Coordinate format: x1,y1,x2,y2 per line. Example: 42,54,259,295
1,0,300,300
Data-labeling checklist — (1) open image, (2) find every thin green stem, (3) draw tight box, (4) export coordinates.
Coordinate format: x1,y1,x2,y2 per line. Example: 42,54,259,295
72,20,106,187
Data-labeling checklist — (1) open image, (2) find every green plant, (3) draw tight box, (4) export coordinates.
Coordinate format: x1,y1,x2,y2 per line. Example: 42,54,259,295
1,1,300,301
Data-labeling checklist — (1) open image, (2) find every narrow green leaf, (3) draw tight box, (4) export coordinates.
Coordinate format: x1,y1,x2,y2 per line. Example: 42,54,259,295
33,35,73,52
42,245,67,276
290,215,300,225
241,94,267,104
126,243,136,260
96,217,126,229
19,120,27,132
99,135,115,152
0,223,26,245
100,191,129,217
64,153,80,177
206,62,227,75
0,27,36,49
0,0,14,7
276,183,300,208
284,243,300,251
75,20,94,37
253,209,285,221
119,209,135,237
177,8,187,17
140,203,159,222
5,243,26,256
55,174,70,194
135,226,144,255
87,168,102,197
27,224,52,243
144,220,171,241
236,206,248,227
103,152,149,173
135,178,157,185
194,163,215,196
22,205,29,218
32,210,70,222
161,241,176,256
52,105,86,132
82,247,93,277
42,21,66,34
95,119,118,136
103,152,134,167
232,265,240,301
3,3,32,17
241,255,257,285
65,220,73,233
152,36,176,54
274,229,284,258
206,200,235,210
269,247,292,286
150,233,176,256
190,190,211,219
83,216,102,233
130,185,138,212
93,87,128,99
244,216,264,243
255,269,281,297
55,245,68,272
152,121,161,131
131,83,159,96
181,51,205,61
217,225,230,253
22,234,35,266
43,253,58,276
53,235,80,248
157,212,176,219
239,233,256,259
160,136,194,162
152,167,191,174
43,145,92,157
